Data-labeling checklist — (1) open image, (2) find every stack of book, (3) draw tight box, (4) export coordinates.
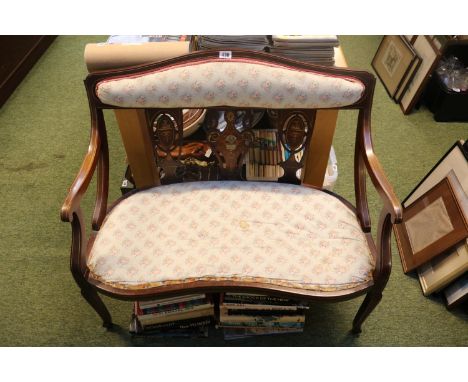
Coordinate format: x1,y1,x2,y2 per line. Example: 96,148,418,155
197,35,269,51
245,128,304,182
219,293,308,340
246,129,282,181
268,35,339,65
130,294,215,337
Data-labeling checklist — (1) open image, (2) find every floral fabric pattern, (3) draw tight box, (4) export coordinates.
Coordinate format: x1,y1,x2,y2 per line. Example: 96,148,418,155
95,59,365,109
87,181,374,292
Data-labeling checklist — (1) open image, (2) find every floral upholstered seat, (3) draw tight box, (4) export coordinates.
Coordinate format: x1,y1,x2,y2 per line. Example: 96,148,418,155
88,181,374,292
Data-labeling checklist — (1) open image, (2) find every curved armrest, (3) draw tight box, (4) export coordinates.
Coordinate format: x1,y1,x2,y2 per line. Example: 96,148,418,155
361,134,402,225
356,107,402,225
60,127,101,223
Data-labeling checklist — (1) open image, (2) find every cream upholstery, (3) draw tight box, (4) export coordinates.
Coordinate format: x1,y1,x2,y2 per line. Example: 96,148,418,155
88,181,374,291
95,59,365,109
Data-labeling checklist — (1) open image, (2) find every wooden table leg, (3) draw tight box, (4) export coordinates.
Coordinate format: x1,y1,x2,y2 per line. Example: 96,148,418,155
302,109,339,187
302,47,347,188
114,109,160,188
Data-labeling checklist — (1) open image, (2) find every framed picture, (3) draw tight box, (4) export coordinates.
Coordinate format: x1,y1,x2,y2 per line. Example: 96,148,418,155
418,240,468,296
394,176,468,273
404,35,417,44
372,36,419,99
444,272,468,309
394,55,422,102
401,141,468,294
400,35,441,114
403,140,468,208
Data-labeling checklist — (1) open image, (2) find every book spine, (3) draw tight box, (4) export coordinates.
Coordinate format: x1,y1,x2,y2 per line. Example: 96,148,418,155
222,308,306,317
138,303,213,319
223,327,304,339
224,327,303,335
139,293,206,309
221,302,302,311
141,317,213,331
140,298,207,315
138,306,214,325
246,129,284,181
218,321,304,329
223,295,301,306
220,312,305,324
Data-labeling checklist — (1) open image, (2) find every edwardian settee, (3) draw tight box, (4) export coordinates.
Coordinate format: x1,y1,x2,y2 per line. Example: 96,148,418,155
61,50,402,334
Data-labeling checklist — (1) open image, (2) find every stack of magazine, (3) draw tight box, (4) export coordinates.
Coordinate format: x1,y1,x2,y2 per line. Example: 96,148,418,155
106,35,191,44
130,294,214,337
219,293,308,340
197,35,269,51
268,35,339,65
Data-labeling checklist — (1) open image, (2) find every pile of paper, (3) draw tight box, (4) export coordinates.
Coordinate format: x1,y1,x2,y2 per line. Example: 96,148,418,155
268,35,339,65
197,35,269,51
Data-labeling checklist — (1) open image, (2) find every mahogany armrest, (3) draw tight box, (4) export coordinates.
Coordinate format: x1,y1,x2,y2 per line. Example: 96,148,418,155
60,127,101,223
361,139,402,225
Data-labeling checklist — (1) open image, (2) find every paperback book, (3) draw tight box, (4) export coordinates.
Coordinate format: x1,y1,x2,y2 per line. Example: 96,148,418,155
219,293,307,339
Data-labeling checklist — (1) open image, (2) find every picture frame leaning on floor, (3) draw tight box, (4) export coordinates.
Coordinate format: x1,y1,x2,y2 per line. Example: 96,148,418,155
372,35,419,100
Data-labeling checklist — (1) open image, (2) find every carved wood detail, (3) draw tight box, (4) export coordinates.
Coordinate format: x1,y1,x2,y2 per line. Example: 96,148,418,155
149,109,184,182
206,110,254,180
276,110,316,184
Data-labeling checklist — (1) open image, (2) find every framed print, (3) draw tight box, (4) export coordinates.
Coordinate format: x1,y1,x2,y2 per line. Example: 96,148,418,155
394,176,468,273
404,35,417,44
418,240,468,296
372,36,418,99
403,140,468,208
403,141,468,294
394,55,422,102
444,272,468,309
400,35,441,114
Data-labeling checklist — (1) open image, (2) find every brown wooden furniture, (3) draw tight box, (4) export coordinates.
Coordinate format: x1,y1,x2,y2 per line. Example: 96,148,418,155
61,50,402,334
0,36,56,107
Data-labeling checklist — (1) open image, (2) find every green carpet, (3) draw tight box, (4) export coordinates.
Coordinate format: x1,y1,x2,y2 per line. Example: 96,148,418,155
0,36,466,346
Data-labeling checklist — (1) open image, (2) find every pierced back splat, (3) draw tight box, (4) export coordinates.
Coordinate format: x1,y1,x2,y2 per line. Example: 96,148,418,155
206,110,254,180
150,109,184,182
276,110,316,184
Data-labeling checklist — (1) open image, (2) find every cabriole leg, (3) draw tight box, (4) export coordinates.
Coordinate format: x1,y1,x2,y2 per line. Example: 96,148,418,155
351,291,382,334
81,286,113,329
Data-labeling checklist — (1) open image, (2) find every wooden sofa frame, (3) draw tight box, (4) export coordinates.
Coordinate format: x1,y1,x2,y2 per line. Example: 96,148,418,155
61,50,402,334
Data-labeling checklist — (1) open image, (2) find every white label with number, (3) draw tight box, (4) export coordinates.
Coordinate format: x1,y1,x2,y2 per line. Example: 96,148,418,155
219,51,232,59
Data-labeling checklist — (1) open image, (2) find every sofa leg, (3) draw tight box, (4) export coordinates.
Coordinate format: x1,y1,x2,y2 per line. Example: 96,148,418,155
81,287,113,329
351,291,382,334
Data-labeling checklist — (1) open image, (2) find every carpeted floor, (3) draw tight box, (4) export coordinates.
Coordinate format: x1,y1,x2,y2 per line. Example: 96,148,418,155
0,36,466,346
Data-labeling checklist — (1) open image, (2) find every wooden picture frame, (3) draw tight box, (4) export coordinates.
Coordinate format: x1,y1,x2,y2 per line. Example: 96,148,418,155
399,35,441,114
372,36,418,99
394,177,468,273
401,141,468,294
444,272,468,309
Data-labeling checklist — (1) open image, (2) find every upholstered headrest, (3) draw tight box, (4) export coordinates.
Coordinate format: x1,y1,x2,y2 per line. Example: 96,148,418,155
95,58,365,109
